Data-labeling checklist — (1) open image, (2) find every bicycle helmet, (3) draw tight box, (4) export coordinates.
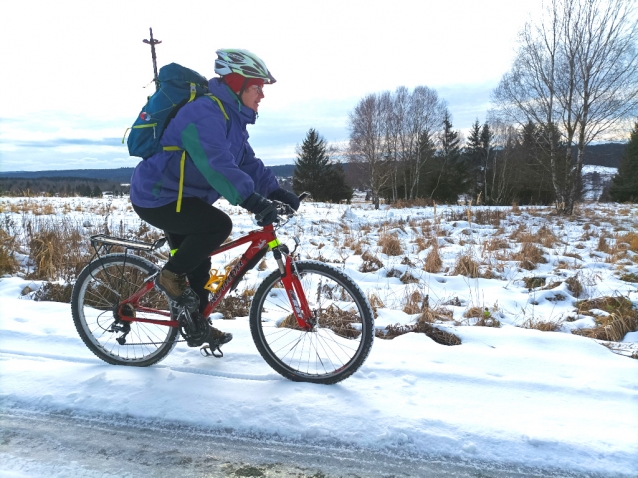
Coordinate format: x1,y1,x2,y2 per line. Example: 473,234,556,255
215,49,276,84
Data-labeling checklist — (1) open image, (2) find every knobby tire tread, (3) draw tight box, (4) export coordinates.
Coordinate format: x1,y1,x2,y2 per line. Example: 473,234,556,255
249,260,374,384
71,254,179,367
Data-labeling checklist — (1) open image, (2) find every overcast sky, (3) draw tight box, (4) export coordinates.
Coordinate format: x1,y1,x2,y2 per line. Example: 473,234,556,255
0,0,546,172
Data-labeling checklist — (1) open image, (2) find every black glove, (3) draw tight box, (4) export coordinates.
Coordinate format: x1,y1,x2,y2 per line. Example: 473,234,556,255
268,188,301,211
241,192,278,226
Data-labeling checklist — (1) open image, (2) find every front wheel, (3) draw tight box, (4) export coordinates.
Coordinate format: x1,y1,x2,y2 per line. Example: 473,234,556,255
71,254,179,366
250,260,374,384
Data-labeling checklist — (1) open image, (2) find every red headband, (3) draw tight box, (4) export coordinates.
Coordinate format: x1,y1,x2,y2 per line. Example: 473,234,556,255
223,73,265,94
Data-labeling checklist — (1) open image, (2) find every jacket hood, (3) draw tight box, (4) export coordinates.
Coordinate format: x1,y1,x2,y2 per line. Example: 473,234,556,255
208,77,257,125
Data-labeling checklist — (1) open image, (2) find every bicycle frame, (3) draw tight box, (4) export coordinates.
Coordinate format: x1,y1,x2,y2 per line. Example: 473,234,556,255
115,224,314,330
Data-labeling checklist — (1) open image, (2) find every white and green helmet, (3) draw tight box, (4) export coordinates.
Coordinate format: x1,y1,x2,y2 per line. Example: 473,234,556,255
215,49,276,84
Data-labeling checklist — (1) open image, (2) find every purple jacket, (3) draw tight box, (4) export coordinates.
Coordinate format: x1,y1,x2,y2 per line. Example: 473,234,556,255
130,78,279,208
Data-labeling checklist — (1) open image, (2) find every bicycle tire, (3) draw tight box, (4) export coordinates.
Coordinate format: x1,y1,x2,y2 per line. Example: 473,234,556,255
71,254,179,366
249,260,374,384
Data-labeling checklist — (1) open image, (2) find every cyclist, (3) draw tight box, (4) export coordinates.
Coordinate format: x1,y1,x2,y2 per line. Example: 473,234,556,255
129,49,300,349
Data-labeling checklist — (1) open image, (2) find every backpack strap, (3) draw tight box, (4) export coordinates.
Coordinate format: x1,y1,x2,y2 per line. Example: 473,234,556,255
163,95,229,213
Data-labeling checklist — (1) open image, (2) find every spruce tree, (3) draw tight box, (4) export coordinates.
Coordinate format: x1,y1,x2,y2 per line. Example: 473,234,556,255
427,112,470,203
465,119,483,197
610,122,638,202
293,129,352,202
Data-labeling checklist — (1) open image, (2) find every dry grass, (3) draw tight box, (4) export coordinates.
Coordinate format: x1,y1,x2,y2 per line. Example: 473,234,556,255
378,234,403,256
483,237,509,253
279,305,362,339
596,235,610,253
26,220,92,281
378,322,461,345
424,243,442,273
402,290,424,314
573,296,638,342
472,208,507,226
464,306,501,327
453,253,480,278
565,275,583,297
0,229,19,275
33,282,73,303
414,237,428,253
616,232,638,253
513,242,547,270
216,288,255,320
359,251,384,272
393,198,435,208
521,317,562,331
400,271,419,284
523,276,546,289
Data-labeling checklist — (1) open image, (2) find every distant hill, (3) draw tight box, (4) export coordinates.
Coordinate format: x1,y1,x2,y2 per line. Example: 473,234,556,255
0,168,136,182
0,142,625,181
0,164,298,181
578,142,626,168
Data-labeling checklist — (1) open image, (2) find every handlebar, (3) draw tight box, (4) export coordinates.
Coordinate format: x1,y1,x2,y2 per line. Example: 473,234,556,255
271,191,311,226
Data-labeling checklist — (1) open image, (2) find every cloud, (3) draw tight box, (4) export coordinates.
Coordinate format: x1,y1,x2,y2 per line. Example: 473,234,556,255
11,138,123,148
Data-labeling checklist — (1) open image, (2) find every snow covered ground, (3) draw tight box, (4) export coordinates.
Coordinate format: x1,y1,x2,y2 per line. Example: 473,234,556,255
1,196,637,476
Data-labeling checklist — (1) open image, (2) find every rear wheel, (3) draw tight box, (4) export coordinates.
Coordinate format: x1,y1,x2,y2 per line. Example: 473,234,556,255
71,254,179,366
250,260,374,384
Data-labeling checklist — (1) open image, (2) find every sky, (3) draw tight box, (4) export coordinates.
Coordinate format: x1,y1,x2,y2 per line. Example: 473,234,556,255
0,0,547,172
1,197,637,475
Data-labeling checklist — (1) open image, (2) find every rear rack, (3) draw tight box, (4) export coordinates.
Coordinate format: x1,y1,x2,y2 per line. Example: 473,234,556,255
90,234,167,252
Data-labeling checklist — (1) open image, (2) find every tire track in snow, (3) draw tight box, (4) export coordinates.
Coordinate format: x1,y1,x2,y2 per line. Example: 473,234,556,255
0,348,283,382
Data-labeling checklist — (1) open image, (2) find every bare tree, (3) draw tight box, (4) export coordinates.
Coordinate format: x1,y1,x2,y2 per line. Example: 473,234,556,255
348,93,392,209
568,0,638,211
492,0,638,214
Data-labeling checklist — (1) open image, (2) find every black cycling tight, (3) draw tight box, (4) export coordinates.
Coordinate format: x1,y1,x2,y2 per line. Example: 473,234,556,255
133,198,232,312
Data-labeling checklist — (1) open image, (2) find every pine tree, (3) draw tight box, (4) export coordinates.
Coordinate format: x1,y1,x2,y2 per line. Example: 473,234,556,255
610,122,638,202
324,162,353,203
426,112,470,203
293,129,352,202
465,119,483,197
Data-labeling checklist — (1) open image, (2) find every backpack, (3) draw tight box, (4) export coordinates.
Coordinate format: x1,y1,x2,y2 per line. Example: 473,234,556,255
124,63,211,159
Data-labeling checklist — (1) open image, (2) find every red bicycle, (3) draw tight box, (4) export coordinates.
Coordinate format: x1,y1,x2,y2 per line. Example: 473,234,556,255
71,196,374,384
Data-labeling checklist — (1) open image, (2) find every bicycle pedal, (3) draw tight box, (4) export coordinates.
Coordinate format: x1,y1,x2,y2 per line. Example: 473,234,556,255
200,345,223,358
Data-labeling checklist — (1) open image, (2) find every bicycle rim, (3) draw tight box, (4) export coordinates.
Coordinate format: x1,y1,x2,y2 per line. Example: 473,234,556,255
73,255,178,365
251,261,373,383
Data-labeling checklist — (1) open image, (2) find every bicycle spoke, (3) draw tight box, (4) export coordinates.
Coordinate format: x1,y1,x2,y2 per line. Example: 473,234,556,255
251,261,374,383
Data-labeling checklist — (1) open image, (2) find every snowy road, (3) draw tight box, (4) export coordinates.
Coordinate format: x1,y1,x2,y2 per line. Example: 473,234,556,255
0,408,598,478
1,280,636,477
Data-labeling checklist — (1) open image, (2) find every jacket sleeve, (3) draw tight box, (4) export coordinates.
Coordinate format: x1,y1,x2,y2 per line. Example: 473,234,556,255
179,99,255,206
240,142,279,198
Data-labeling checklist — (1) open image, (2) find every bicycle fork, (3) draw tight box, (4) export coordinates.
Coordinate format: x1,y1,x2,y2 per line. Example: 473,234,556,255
271,244,314,331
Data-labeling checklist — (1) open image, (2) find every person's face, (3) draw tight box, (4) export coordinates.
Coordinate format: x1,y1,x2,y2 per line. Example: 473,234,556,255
241,84,264,112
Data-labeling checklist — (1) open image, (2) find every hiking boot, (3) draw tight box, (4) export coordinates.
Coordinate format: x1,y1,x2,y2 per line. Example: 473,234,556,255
156,268,199,311
207,326,233,347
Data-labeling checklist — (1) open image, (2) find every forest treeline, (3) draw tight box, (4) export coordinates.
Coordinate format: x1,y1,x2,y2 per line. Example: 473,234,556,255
0,177,130,197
